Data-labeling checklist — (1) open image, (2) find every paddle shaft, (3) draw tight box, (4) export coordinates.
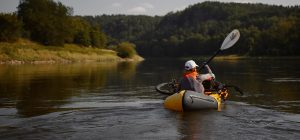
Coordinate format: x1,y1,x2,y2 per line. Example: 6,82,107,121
199,49,221,70
199,29,240,70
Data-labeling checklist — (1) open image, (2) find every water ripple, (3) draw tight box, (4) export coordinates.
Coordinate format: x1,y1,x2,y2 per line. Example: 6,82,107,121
266,77,300,83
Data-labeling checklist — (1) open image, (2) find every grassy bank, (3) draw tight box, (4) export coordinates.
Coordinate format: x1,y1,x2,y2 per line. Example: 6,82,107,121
0,39,144,64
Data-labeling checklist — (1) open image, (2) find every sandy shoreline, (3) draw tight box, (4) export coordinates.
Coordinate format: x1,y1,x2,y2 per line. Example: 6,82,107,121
0,56,144,65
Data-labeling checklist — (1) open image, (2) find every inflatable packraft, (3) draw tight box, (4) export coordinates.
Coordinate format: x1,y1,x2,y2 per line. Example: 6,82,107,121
164,90,228,112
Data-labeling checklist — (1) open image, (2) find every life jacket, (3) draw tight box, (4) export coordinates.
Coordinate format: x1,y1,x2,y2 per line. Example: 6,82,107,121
184,71,214,92
181,71,203,93
183,71,198,79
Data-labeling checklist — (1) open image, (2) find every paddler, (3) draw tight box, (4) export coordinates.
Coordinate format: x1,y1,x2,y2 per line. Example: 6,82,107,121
180,60,215,93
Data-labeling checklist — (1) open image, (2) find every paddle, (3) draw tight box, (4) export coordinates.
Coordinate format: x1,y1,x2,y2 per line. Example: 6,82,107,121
199,29,240,70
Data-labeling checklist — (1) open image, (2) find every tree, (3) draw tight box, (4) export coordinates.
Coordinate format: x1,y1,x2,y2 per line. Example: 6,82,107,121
90,26,107,48
116,42,137,58
0,13,22,42
17,0,73,45
69,17,91,46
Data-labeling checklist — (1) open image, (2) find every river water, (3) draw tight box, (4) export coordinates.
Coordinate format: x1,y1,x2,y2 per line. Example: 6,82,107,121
0,58,300,139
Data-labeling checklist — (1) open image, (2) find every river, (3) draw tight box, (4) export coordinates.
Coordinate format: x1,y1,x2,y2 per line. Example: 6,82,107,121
0,58,300,139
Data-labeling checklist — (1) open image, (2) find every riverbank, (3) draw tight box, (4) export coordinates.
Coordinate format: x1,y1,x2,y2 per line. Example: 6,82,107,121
0,39,144,64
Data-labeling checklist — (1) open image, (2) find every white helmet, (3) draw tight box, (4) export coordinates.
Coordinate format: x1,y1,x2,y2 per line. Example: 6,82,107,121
185,60,198,70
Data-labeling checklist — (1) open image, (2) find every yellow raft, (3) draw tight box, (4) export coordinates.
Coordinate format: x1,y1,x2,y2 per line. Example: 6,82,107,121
164,90,228,112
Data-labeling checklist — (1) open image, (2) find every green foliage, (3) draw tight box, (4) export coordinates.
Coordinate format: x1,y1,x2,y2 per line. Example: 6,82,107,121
116,42,137,58
2,1,299,57
90,26,107,48
12,0,107,48
17,0,73,45
70,17,91,46
83,15,161,44
74,31,91,46
70,17,107,47
85,2,300,57
144,2,300,56
0,13,22,42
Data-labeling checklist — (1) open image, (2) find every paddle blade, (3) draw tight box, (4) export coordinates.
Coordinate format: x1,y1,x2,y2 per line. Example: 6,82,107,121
220,29,240,50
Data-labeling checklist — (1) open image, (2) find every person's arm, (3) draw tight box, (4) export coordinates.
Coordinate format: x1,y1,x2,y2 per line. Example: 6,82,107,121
205,65,215,79
198,74,214,82
197,65,215,82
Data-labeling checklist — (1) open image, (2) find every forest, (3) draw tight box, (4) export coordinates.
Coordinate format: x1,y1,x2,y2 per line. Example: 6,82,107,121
87,2,300,57
1,1,300,57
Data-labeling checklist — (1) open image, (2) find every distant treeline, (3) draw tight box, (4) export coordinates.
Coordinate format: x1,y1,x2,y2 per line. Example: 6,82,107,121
1,1,300,57
85,2,300,57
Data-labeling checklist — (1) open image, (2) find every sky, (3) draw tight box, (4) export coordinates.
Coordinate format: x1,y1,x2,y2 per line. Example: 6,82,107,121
0,0,299,16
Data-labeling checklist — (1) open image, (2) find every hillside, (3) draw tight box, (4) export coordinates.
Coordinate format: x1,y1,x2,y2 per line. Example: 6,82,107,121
89,2,300,57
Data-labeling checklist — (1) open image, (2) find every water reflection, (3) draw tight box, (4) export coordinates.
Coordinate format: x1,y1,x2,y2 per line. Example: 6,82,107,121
1,58,299,116
178,102,300,140
211,58,300,113
176,111,215,140
0,58,300,139
0,62,140,117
